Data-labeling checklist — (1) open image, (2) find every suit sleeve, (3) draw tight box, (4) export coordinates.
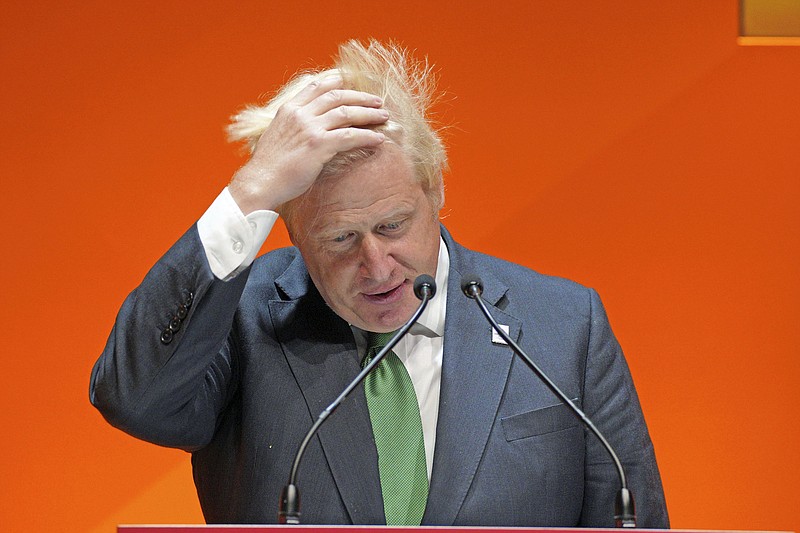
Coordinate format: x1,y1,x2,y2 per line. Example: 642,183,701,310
579,289,670,528
89,225,250,451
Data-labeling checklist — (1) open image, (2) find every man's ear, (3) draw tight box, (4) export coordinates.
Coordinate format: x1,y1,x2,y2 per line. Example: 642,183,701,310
278,199,298,245
282,211,299,246
285,224,298,246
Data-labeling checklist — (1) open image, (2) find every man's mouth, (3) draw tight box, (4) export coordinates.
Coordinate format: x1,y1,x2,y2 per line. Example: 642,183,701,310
362,281,407,304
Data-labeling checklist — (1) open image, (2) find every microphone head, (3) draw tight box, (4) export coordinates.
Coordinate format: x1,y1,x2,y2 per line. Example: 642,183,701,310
413,274,436,300
461,275,483,298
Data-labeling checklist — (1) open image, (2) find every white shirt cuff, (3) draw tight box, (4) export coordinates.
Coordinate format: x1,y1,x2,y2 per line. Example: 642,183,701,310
196,187,278,281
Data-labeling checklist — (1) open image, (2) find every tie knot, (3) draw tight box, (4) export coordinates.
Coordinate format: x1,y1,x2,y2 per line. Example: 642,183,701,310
366,330,399,352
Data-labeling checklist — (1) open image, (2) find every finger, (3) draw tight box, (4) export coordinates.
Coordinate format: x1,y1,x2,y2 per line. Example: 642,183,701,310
291,74,344,107
324,127,386,155
320,105,389,130
306,88,384,117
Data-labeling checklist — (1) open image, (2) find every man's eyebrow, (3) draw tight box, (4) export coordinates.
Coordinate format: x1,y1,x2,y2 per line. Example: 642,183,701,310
316,202,417,227
315,226,350,240
378,208,414,221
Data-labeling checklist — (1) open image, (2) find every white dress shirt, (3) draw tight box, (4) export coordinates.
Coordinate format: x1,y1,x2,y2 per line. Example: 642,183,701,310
196,187,446,480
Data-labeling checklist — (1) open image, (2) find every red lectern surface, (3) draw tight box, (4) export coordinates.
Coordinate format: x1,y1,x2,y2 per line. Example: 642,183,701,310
117,525,680,533
120,527,608,532
119,528,620,532
117,525,791,533
120,529,614,533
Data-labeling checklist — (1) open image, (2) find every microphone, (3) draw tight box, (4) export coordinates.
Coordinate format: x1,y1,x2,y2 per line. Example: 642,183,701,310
279,274,437,524
461,275,636,528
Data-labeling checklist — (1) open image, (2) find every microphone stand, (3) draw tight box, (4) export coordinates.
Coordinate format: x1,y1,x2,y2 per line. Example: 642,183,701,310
462,277,636,528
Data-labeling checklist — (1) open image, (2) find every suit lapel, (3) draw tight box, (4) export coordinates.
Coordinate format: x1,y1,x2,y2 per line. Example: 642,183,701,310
423,235,522,525
266,230,522,525
269,257,384,524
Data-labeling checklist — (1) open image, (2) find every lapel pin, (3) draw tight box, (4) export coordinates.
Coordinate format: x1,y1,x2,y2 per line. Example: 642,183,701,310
491,324,510,345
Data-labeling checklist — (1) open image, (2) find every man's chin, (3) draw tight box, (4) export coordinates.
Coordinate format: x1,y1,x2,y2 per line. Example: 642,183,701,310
352,305,414,333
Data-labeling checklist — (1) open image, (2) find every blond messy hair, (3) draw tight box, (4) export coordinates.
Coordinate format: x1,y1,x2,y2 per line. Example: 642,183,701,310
227,39,447,217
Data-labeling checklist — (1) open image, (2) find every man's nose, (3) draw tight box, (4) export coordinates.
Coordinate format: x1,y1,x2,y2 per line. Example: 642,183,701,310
359,236,395,281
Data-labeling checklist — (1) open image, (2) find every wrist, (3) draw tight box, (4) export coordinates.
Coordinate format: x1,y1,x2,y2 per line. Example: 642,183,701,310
229,166,282,214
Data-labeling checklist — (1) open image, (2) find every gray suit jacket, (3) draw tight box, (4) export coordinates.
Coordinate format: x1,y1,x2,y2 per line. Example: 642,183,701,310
90,224,668,527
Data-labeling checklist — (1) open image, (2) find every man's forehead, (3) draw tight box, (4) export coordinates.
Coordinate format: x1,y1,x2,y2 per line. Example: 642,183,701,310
308,145,415,201
284,143,429,234
305,184,423,230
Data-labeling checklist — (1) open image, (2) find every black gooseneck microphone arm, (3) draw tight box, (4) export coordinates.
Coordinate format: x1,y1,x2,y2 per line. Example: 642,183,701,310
460,276,636,528
278,274,437,525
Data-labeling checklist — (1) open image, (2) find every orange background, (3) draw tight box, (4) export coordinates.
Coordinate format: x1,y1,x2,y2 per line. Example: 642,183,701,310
1,2,798,532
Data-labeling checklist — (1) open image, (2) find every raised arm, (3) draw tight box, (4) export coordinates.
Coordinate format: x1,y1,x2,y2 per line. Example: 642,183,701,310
90,76,389,449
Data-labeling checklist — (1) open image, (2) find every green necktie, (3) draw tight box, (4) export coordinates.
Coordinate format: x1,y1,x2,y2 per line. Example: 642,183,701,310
363,331,429,525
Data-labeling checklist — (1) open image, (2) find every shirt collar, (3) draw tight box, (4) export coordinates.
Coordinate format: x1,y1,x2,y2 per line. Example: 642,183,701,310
410,236,448,338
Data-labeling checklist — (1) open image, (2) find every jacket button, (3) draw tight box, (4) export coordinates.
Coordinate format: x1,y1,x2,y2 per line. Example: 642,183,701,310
184,291,194,307
160,328,174,344
176,304,188,319
169,316,182,332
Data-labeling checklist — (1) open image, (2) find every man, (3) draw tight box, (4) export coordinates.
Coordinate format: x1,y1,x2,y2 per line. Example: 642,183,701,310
90,40,669,527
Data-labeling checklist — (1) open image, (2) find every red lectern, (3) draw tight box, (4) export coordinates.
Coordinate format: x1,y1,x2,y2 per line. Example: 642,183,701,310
117,525,791,533
119,529,666,533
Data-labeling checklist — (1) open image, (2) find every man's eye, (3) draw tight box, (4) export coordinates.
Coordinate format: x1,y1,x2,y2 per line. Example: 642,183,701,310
333,232,354,243
381,221,403,232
